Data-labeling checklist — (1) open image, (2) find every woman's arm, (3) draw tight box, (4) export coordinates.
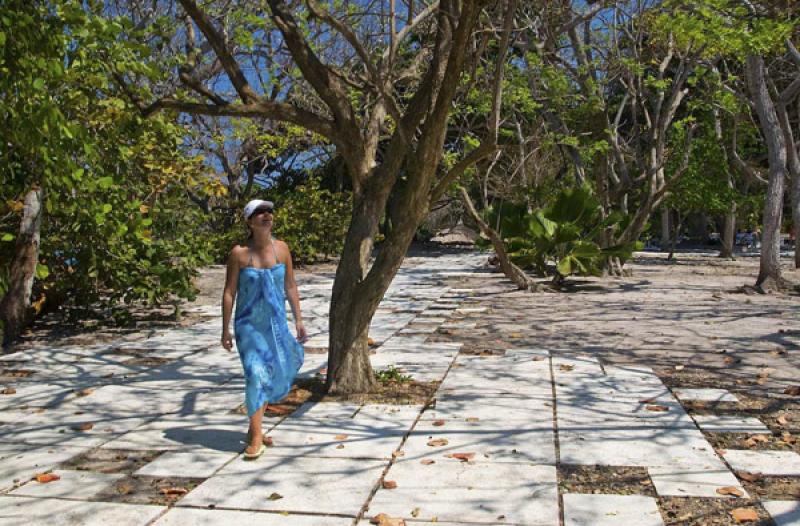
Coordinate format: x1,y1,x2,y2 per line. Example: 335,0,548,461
221,247,240,351
280,241,307,343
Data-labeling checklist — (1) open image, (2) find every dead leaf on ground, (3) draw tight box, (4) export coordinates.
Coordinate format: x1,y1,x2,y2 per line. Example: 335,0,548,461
411,507,421,518
465,417,479,423
432,420,445,427
391,450,405,458
781,432,796,444
777,415,791,427
645,404,670,412
736,471,763,482
427,438,448,447
334,434,348,440
116,481,134,494
336,444,345,449
73,423,93,431
420,459,435,465
783,386,800,396
370,513,406,526
159,487,188,496
445,452,475,462
716,486,744,497
267,492,283,500
75,388,94,397
1,387,16,395
531,356,546,362
382,480,398,489
559,364,575,372
34,472,60,483
730,507,759,523
367,338,376,346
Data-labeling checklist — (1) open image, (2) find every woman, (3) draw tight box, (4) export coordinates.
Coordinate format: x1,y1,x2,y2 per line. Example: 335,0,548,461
221,199,307,459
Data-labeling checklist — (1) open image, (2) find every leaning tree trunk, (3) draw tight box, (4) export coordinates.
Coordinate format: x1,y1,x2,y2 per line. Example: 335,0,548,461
0,186,43,347
458,186,535,290
746,55,787,291
793,169,800,269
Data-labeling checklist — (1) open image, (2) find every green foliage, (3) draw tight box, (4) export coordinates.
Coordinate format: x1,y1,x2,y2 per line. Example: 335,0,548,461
486,187,637,281
374,366,412,384
0,1,216,321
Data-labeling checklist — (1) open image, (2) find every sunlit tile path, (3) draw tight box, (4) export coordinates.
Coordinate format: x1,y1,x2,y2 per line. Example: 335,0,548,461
0,251,798,525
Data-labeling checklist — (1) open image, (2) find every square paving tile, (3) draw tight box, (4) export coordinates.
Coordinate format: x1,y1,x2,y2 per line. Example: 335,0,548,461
647,464,747,497
692,414,770,433
9,469,124,499
763,500,800,526
563,493,664,526
722,449,800,476
403,419,555,464
0,446,89,491
368,459,557,524
100,413,249,452
178,456,386,515
154,508,352,525
0,495,165,525
264,418,405,459
133,450,237,478
673,388,738,403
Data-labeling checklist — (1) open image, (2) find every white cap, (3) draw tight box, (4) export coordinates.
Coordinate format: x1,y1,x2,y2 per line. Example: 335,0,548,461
243,199,274,219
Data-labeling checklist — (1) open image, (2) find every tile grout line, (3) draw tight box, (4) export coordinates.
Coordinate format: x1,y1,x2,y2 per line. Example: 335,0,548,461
548,352,566,526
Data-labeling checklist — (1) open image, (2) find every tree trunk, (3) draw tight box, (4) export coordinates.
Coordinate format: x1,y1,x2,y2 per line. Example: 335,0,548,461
0,186,43,346
793,169,800,269
660,208,671,250
746,55,787,290
720,205,737,259
458,187,535,290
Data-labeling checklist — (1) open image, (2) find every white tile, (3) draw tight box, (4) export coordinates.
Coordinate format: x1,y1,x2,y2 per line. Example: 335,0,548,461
154,508,352,525
692,415,770,433
10,469,124,498
563,494,664,526
0,495,165,525
763,501,800,526
134,450,237,478
0,446,89,491
648,464,747,497
722,449,800,476
673,388,738,403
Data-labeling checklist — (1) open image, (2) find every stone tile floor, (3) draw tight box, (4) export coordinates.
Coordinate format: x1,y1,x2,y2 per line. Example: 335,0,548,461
0,251,798,525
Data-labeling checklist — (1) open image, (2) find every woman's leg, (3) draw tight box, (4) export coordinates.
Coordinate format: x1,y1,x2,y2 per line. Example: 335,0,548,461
245,402,267,454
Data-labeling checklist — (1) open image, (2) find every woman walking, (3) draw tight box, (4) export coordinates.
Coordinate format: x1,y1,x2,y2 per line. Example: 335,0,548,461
221,199,307,459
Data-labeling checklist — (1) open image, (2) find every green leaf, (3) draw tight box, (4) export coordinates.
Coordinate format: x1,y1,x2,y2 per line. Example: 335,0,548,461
98,176,114,189
1,233,14,242
35,264,50,280
556,257,573,276
33,78,45,90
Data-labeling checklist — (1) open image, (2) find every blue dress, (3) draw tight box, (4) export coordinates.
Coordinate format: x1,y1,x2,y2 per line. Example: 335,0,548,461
234,250,304,417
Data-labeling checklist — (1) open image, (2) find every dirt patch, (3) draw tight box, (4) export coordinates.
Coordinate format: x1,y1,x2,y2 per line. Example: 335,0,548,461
60,448,164,474
95,475,205,505
658,497,772,525
558,464,656,497
704,432,799,454
738,474,800,500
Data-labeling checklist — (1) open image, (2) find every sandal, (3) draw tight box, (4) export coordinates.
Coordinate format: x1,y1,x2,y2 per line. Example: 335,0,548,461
243,443,266,460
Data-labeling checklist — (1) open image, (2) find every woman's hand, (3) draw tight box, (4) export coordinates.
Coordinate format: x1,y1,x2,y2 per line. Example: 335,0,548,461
296,322,308,344
221,330,234,351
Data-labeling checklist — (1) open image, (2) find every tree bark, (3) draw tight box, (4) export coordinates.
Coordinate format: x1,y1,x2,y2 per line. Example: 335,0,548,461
660,207,671,250
793,168,800,268
746,55,787,290
0,186,43,346
720,205,737,259
458,187,536,290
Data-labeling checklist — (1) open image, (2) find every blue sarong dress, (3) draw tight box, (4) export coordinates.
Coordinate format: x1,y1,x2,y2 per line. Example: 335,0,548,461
234,251,304,416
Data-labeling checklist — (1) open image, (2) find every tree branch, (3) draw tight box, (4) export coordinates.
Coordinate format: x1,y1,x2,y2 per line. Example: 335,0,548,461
430,142,499,203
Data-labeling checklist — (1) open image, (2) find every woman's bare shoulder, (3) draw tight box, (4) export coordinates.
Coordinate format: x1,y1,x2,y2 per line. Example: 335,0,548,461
228,244,249,266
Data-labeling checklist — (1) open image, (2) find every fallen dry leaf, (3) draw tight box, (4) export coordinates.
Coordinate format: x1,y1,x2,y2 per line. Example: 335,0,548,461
367,338,376,346
730,507,759,523
638,397,658,404
420,459,435,465
427,438,448,447
559,364,575,372
445,452,475,462
736,471,763,482
646,404,670,412
265,404,295,416
781,432,796,444
465,417,479,423
784,386,800,396
411,507,421,518
1,387,16,395
391,450,405,458
73,423,94,431
334,434,349,440
75,388,94,397
716,486,744,497
777,415,791,427
744,434,770,448
370,513,406,526
34,473,60,483
432,420,445,427
336,444,345,449
159,487,188,496
267,492,283,501
382,480,398,489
